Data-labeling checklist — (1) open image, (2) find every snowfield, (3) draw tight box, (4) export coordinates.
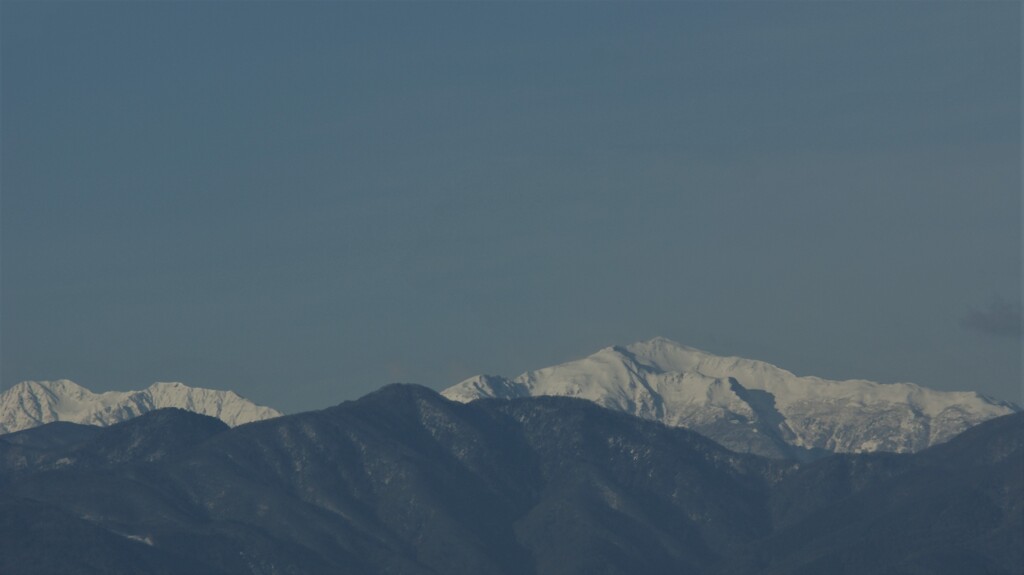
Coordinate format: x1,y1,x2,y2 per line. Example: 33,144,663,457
0,379,281,434
443,337,1018,456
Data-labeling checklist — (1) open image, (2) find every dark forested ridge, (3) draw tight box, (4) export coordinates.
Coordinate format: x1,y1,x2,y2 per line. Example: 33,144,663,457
1,385,1021,575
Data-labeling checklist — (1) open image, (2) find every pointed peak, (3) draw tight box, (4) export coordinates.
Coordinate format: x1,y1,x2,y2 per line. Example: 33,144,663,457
356,383,448,410
627,337,708,354
10,379,95,401
370,382,443,399
147,381,188,390
14,379,88,391
643,335,681,346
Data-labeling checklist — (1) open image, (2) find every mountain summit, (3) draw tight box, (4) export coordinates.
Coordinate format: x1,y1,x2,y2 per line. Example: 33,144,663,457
442,337,1018,458
0,379,281,434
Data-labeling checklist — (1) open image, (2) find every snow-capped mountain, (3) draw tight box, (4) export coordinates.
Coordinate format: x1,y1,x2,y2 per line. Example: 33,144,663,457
0,379,281,434
442,337,1019,457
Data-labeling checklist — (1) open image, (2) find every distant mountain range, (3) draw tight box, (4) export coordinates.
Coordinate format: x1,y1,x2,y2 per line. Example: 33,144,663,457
4,338,1016,461
0,379,281,434
1,386,1020,574
443,337,1018,458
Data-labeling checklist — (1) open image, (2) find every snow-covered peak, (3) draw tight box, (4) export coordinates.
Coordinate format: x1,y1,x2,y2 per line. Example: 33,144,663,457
442,337,1019,457
620,337,712,372
31,378,86,392
1,380,282,434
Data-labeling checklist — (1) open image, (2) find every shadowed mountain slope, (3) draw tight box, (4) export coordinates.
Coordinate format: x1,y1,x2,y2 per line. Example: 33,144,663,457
1,387,1020,575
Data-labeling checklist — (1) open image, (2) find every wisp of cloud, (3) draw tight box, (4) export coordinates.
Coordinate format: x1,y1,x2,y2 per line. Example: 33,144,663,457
960,296,1023,339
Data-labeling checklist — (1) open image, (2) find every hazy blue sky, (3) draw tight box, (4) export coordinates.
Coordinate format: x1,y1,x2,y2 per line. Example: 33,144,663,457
2,2,1020,412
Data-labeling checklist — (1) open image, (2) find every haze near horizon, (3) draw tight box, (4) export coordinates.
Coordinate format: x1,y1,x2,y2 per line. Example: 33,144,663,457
1,2,1020,413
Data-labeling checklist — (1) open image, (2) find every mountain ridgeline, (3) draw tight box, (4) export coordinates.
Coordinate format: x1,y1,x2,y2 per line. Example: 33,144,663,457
5,338,1016,460
1,385,1021,575
443,338,1018,459
0,379,281,434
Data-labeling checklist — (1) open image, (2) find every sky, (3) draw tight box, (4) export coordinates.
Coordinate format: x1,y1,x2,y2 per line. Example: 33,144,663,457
1,2,1020,413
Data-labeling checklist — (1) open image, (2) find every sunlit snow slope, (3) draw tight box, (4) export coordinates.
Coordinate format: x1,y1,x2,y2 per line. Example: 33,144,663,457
0,379,281,434
443,337,1018,457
